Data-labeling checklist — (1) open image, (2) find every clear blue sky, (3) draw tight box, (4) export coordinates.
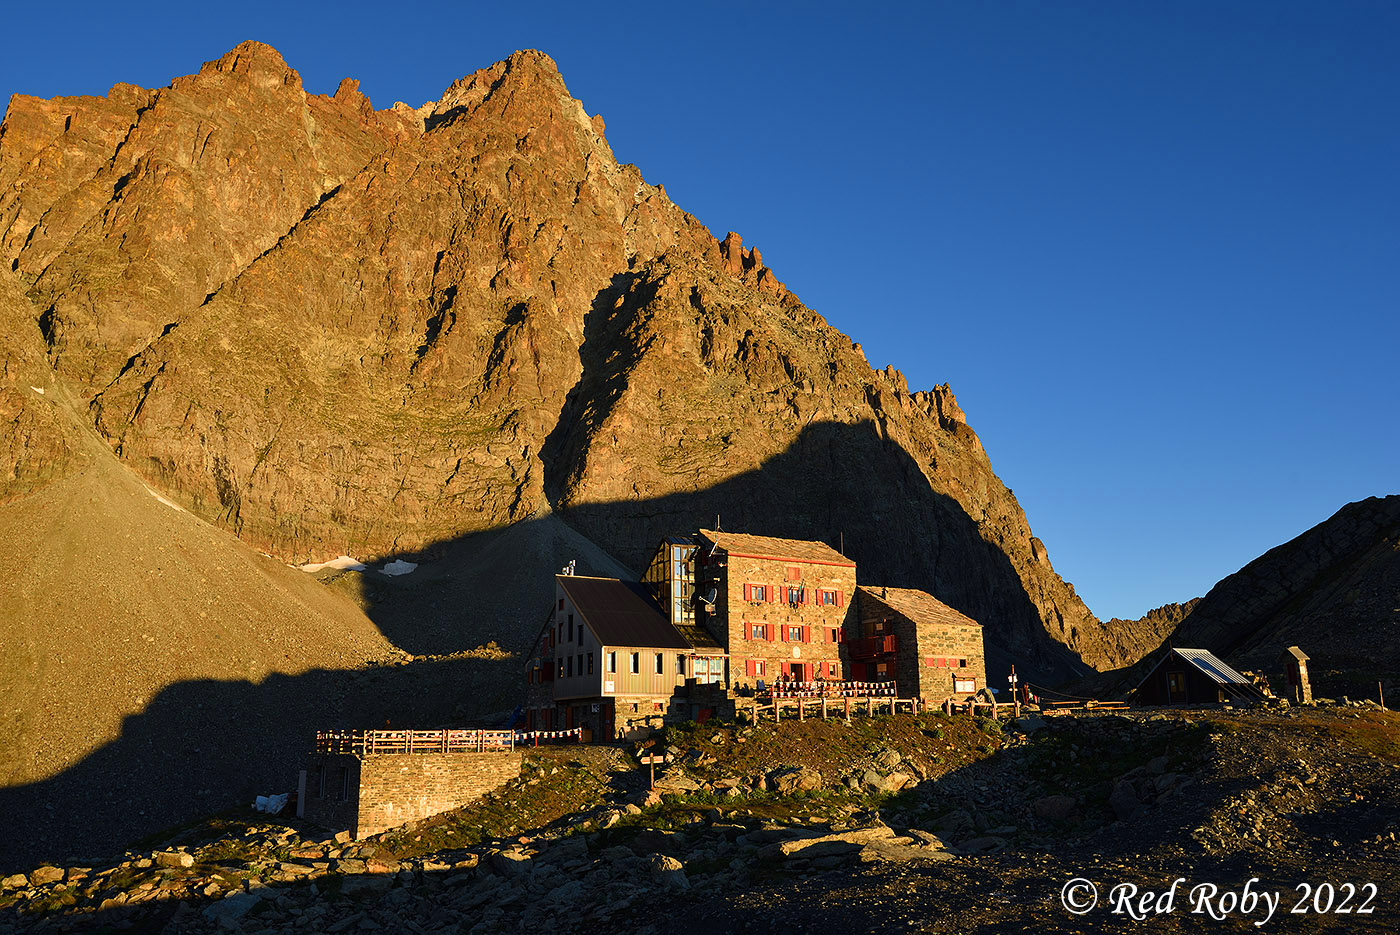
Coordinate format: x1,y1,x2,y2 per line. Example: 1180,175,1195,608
4,2,1396,620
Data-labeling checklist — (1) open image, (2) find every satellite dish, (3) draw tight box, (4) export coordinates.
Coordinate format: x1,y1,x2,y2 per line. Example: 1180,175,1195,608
702,587,717,605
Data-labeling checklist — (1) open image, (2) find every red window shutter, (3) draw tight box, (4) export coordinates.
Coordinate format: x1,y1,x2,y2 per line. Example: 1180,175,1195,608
743,621,751,640
802,626,811,643
743,583,752,601
836,590,844,607
745,659,755,677
767,626,777,643
781,662,791,678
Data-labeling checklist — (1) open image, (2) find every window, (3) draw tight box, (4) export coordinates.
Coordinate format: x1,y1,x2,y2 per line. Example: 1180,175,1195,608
746,659,766,677
337,766,351,802
786,586,802,604
607,651,617,673
786,625,804,642
630,652,640,674
828,627,842,643
959,658,967,668
786,566,801,581
558,598,564,610
827,661,839,677
655,653,664,675
587,653,594,675
743,583,769,602
567,618,573,641
677,654,686,675
820,589,838,606
558,659,564,678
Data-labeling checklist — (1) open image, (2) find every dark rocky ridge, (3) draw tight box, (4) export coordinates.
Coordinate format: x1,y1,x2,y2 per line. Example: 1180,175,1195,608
1,42,1136,685
1160,496,1400,672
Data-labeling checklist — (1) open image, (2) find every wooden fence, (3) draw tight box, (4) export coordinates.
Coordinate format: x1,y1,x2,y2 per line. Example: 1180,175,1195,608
315,729,515,755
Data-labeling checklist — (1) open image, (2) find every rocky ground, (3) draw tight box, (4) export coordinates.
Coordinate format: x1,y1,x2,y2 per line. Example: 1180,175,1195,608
3,701,1397,933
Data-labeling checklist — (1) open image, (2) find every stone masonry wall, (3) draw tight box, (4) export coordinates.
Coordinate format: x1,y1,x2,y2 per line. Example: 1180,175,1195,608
716,552,856,689
857,593,986,704
356,752,523,838
912,619,986,703
301,752,521,839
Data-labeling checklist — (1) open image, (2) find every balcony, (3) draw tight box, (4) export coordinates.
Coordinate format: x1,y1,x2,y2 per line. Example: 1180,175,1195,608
850,635,899,659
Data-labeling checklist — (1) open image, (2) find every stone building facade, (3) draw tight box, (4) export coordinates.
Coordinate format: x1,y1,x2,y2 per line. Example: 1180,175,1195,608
694,530,856,690
299,750,521,839
524,529,991,735
855,586,986,703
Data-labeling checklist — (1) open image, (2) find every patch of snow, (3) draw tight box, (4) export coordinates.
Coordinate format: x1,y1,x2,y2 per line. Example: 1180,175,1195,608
299,555,367,573
381,559,418,576
146,486,186,512
29,386,45,395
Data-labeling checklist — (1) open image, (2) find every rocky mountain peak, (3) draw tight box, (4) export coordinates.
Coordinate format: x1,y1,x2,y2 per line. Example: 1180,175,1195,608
1,42,1131,682
195,39,302,90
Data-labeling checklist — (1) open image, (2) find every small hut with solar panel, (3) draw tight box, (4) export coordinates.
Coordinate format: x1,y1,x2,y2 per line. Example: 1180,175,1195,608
1129,647,1267,706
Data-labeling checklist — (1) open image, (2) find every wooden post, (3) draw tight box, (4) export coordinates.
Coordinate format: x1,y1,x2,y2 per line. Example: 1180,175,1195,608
1381,681,1387,710
774,699,780,721
1011,665,1021,719
844,697,850,720
822,698,828,719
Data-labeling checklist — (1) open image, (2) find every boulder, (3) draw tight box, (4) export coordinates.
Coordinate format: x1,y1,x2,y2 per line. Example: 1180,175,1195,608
28,866,64,885
154,850,194,869
490,849,532,877
1033,795,1078,821
906,829,955,850
934,809,975,835
872,747,903,771
769,825,896,858
2,873,30,889
648,854,689,890
201,891,262,926
767,766,822,794
859,840,955,863
1109,779,1145,821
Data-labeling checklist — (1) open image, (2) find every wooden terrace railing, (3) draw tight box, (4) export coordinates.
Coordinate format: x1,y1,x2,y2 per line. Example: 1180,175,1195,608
315,729,515,755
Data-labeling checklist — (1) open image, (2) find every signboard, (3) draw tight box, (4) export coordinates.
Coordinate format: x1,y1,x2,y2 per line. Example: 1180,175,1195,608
639,754,669,765
604,680,615,693
954,678,976,693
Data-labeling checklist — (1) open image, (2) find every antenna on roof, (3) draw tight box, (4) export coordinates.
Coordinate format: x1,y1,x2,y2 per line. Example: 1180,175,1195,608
840,531,844,555
715,513,721,531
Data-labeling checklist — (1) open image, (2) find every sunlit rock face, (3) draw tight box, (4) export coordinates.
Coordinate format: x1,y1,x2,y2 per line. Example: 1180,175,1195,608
0,42,1133,676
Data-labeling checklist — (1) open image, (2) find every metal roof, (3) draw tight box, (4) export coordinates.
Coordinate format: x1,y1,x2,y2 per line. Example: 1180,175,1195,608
557,575,692,650
1282,645,1310,662
1173,648,1252,686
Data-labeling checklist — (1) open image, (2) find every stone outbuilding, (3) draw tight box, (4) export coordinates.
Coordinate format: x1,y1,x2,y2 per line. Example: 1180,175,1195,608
854,586,986,704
